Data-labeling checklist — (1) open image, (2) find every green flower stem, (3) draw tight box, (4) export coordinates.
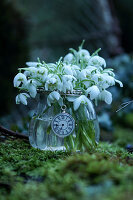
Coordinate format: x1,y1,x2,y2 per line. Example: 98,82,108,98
64,103,97,151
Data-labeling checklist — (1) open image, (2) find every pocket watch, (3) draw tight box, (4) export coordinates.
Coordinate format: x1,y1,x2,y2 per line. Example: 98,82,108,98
51,105,75,138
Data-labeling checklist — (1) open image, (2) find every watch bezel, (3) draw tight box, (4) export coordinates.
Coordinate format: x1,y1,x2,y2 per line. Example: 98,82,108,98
51,113,75,138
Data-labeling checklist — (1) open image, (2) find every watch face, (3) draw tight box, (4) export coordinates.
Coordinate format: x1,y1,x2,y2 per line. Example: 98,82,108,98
51,113,75,138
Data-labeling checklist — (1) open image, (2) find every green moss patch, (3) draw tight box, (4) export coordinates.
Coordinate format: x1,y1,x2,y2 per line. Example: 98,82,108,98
0,134,133,200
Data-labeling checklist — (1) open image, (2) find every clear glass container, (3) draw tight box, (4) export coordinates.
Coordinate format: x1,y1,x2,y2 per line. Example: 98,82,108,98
29,92,100,151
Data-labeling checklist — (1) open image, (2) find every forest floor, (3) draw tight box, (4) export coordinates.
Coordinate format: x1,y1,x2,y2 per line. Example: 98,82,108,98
0,127,133,200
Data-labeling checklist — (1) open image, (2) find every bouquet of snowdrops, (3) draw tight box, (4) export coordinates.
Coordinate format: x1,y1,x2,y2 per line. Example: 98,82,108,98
13,42,123,150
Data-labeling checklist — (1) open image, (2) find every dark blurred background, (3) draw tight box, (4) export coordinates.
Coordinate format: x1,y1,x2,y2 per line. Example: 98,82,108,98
0,0,133,140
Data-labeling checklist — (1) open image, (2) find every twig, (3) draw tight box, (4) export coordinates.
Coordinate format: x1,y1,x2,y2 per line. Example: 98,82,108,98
0,125,28,140
116,100,133,112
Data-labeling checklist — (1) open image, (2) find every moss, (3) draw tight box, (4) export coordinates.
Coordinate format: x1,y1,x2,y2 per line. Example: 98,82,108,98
123,113,133,128
113,126,133,147
0,134,133,200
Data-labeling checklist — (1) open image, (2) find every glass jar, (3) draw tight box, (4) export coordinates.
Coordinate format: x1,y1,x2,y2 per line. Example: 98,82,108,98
29,92,100,151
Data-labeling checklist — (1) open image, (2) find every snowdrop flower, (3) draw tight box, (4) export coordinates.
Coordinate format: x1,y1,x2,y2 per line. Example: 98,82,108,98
24,67,43,79
102,74,115,86
86,66,97,73
86,85,100,100
26,62,39,67
92,73,113,84
62,75,76,93
24,67,38,77
47,91,63,106
71,65,80,77
37,67,47,75
26,80,37,98
80,69,91,79
16,93,30,105
84,55,91,62
73,95,94,114
45,74,62,91
89,56,106,68
91,73,101,83
103,69,115,77
63,64,73,76
64,53,74,63
78,49,90,57
79,68,95,80
98,90,112,104
47,63,57,72
13,73,27,87
36,67,48,82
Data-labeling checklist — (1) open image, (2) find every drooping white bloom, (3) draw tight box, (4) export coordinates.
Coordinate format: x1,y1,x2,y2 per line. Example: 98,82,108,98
91,73,101,83
101,74,115,86
62,75,76,93
16,93,30,105
84,55,91,62
92,73,115,89
78,49,90,57
47,91,63,106
47,63,56,72
63,64,73,76
86,66,97,73
13,73,27,87
98,90,112,104
24,67,38,77
64,53,74,63
103,69,115,77
45,74,62,91
73,95,94,114
36,67,48,82
26,80,37,98
86,85,100,100
79,69,91,79
26,62,39,67
89,56,106,68
71,65,80,78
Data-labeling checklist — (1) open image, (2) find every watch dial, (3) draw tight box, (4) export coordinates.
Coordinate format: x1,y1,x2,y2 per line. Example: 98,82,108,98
51,113,75,137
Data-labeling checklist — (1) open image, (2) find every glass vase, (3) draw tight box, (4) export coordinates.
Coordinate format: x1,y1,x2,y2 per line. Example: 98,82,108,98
29,92,100,151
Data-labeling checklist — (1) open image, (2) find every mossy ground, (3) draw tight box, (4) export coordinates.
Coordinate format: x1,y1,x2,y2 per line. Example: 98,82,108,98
0,127,133,200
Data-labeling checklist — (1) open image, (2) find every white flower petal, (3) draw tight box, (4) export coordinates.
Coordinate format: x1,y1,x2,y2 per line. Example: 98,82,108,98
58,97,63,106
47,91,62,106
73,96,82,111
115,79,123,87
63,64,73,75
64,53,73,63
47,98,51,106
98,90,112,104
66,96,78,102
19,94,28,105
78,49,90,57
16,95,20,104
29,85,37,98
13,73,27,87
86,85,100,100
89,56,106,68
14,80,21,87
26,62,39,67
52,91,60,100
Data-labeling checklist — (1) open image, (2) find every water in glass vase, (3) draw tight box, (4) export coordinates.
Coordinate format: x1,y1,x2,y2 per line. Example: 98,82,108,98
29,117,65,151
